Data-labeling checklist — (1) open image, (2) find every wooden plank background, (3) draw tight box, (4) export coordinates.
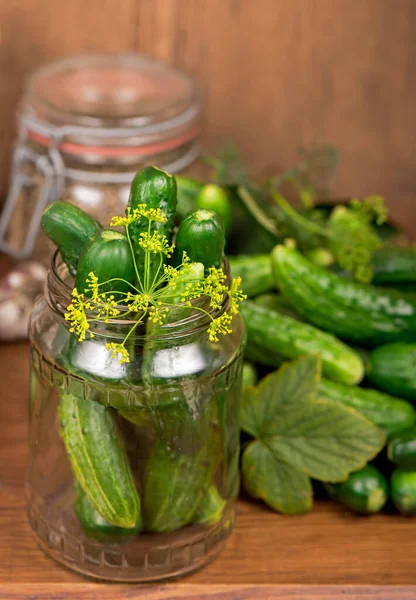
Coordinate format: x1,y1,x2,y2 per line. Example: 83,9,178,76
0,0,415,228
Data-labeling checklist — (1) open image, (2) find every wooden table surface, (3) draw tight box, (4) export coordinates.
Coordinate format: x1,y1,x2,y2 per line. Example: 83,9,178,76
1,340,416,599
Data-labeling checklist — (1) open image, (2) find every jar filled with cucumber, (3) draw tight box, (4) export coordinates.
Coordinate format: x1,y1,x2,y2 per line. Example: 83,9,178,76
27,166,246,582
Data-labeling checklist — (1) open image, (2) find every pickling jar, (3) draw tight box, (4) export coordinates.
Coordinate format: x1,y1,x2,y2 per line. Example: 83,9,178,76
0,54,202,263
27,252,245,581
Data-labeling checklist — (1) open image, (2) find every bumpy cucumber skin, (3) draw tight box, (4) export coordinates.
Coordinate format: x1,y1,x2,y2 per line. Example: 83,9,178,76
172,209,225,271
325,465,388,514
388,429,416,467
193,485,226,525
74,482,141,537
75,229,135,298
196,184,232,232
58,393,141,528
142,441,210,532
240,300,364,385
41,202,102,276
271,245,416,345
319,379,416,438
229,254,274,297
368,342,416,400
372,247,416,284
390,468,416,515
127,167,177,283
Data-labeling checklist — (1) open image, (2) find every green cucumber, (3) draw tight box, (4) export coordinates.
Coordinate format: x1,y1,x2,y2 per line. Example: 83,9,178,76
242,362,258,388
172,209,225,271
196,184,232,232
229,254,274,297
58,393,141,528
193,485,226,526
388,429,416,467
41,202,102,276
75,229,135,298
74,482,141,537
127,167,177,284
367,342,416,401
319,378,416,438
240,300,364,385
254,293,304,321
372,247,416,285
271,245,416,345
325,465,388,514
142,441,210,532
175,175,203,220
390,468,416,515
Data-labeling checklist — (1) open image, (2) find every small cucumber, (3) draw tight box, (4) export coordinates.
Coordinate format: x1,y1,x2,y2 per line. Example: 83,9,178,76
325,465,388,514
58,393,141,528
175,175,203,220
196,184,232,232
390,468,416,515
372,247,416,285
242,362,258,388
319,378,416,438
229,254,274,297
127,166,177,284
367,342,416,401
388,429,416,467
241,300,364,385
75,229,135,298
193,485,226,526
142,441,210,532
41,202,102,276
271,245,416,345
172,209,225,271
74,482,141,538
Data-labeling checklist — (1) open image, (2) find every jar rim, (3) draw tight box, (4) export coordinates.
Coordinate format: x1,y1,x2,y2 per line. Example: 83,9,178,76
47,251,230,341
20,54,201,160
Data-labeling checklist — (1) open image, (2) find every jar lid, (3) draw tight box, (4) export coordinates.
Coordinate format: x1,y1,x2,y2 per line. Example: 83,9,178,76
20,54,201,159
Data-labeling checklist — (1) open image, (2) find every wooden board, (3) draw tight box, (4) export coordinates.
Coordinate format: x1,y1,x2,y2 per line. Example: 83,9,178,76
1,340,416,598
0,0,416,233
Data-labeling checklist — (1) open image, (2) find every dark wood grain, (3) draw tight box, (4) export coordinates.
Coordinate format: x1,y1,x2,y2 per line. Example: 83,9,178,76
0,0,416,233
1,340,416,597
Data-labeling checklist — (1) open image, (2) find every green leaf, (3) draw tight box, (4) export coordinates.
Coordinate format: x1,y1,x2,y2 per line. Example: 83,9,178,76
240,355,321,438
242,441,312,514
264,398,386,482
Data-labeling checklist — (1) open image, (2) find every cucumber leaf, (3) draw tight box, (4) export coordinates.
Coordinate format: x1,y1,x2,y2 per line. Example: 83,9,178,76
263,399,386,482
240,354,321,437
242,355,386,513
242,441,312,514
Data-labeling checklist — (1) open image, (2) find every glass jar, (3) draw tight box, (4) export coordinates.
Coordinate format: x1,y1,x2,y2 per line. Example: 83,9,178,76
0,54,202,262
27,253,245,582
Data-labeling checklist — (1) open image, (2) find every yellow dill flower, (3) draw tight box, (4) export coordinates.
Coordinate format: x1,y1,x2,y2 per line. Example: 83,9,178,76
110,205,167,227
203,267,228,309
207,313,233,342
64,289,93,342
229,276,247,314
139,231,174,256
86,271,99,301
105,343,130,364
127,293,152,312
148,304,169,325
94,293,121,321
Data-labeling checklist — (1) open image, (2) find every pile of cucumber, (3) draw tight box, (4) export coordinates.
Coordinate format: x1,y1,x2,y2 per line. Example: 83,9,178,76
176,173,416,516
232,242,416,515
40,167,234,538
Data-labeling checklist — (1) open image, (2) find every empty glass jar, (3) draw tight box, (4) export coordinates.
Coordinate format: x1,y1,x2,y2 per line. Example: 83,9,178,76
0,54,201,263
27,253,244,581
